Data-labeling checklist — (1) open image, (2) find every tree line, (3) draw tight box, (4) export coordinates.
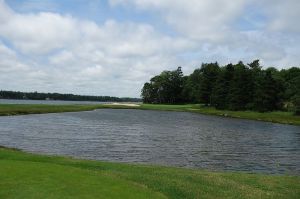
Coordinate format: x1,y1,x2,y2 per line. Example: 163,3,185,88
141,60,300,115
0,91,141,102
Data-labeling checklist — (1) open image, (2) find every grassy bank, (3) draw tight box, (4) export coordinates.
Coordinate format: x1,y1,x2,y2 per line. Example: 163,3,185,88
139,104,300,126
0,104,106,116
0,147,299,199
1,103,299,125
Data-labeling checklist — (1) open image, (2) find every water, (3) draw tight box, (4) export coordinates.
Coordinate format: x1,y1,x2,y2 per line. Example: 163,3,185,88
0,109,299,174
0,99,110,105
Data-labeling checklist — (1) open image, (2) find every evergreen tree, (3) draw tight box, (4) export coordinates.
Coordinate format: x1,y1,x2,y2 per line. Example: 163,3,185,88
228,62,252,110
183,69,203,103
211,64,234,109
253,70,281,112
292,94,300,115
198,63,220,105
141,82,154,103
141,67,184,104
140,60,299,113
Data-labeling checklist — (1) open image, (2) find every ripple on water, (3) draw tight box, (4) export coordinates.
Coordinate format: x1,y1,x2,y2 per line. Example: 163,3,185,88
0,109,299,174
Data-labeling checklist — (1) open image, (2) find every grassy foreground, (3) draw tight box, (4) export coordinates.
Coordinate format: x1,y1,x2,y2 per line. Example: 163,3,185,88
0,103,299,125
0,147,299,199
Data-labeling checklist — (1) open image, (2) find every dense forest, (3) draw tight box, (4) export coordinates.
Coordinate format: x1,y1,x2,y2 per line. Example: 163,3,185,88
0,91,141,102
141,60,300,115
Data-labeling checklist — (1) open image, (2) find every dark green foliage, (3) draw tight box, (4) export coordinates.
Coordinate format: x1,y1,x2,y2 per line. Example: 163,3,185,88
280,67,300,99
289,75,300,115
279,67,300,114
182,69,203,103
292,94,300,115
141,60,300,112
228,62,253,110
141,82,154,103
198,63,220,105
211,64,234,109
253,70,282,112
141,67,184,104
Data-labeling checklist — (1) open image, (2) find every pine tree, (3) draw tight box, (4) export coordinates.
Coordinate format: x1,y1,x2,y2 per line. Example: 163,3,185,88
212,64,234,109
198,63,220,105
229,62,252,110
253,70,281,112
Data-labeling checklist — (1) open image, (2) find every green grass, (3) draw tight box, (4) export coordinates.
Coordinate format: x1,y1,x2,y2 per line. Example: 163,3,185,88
0,147,299,199
139,104,300,125
0,103,299,125
0,104,105,116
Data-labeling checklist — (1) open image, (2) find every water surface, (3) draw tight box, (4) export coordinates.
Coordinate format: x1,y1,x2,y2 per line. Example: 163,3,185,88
0,109,299,174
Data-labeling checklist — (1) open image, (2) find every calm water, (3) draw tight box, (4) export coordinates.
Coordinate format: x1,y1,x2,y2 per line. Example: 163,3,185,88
0,109,299,174
0,99,110,105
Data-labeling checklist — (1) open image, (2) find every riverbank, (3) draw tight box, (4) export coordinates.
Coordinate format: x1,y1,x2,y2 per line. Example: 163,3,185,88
0,146,299,199
140,104,300,126
0,103,299,125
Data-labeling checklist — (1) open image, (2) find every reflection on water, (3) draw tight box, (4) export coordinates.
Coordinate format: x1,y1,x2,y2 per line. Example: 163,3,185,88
0,109,299,174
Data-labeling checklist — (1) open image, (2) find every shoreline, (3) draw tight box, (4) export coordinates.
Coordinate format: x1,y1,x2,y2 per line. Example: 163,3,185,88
0,103,299,125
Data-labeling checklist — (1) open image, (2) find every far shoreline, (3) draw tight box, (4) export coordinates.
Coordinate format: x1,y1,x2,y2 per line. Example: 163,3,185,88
0,103,299,126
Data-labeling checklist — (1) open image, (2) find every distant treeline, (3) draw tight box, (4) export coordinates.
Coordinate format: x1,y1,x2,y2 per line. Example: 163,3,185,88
0,91,141,102
141,60,300,114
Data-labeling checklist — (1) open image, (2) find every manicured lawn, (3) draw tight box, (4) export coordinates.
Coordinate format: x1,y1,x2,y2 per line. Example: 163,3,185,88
0,147,299,199
0,103,299,125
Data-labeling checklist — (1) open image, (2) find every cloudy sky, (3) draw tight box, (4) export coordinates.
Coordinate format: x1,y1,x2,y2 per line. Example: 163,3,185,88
0,0,299,97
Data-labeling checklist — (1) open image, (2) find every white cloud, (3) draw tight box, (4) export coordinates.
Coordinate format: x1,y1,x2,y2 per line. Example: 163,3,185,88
81,65,105,78
261,0,300,33
0,0,193,96
49,50,75,65
0,41,51,91
0,0,299,97
110,0,247,41
0,10,78,54
0,45,28,73
110,0,300,67
111,0,300,35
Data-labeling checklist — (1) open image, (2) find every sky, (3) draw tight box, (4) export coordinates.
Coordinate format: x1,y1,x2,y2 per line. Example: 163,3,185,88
0,0,299,97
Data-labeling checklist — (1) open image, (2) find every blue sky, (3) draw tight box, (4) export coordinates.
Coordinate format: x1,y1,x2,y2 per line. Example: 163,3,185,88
6,0,175,36
0,0,299,97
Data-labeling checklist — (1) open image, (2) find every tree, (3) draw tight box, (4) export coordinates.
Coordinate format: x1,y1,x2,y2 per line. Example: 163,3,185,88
280,67,300,101
198,63,220,105
287,74,300,115
292,94,300,115
211,64,234,109
141,67,184,104
141,82,154,103
141,60,300,113
253,70,281,112
182,69,202,103
169,67,184,103
228,61,252,110
248,59,260,69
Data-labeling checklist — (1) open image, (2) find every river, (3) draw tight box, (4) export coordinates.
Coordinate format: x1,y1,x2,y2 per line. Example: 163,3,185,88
0,109,299,174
